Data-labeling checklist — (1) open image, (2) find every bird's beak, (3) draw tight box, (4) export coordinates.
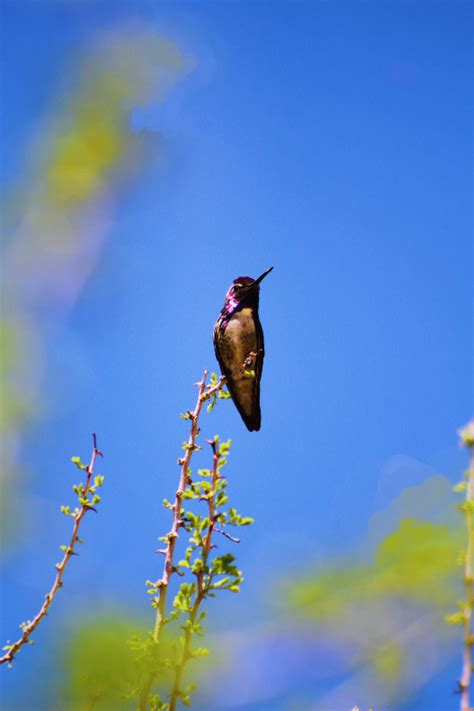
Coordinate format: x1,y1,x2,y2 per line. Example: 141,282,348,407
251,267,274,287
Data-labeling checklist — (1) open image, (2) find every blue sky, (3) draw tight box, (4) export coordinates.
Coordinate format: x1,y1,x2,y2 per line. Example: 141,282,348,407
1,1,473,709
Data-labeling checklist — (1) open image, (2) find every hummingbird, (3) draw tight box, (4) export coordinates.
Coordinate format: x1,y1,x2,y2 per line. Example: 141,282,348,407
213,267,273,431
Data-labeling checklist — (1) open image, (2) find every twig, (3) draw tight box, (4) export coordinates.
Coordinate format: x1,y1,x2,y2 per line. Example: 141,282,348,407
459,421,474,711
0,434,103,666
138,371,225,710
168,438,221,711
214,527,240,544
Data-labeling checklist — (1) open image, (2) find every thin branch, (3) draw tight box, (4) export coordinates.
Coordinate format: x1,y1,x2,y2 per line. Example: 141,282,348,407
460,421,474,711
214,527,240,544
138,371,225,710
0,434,103,666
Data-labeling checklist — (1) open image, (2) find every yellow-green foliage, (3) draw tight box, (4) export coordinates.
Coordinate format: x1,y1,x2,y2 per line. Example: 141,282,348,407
288,518,461,622
372,642,403,682
285,474,464,705
57,611,214,710
45,100,125,208
60,616,145,710
0,321,34,429
288,475,463,622
374,518,460,604
1,28,189,551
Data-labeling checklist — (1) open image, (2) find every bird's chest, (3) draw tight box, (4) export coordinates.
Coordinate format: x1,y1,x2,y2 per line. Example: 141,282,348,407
219,308,257,366
225,308,255,341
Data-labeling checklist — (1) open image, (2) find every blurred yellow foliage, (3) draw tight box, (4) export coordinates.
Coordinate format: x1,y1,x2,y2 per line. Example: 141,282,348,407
285,474,463,704
288,518,461,618
0,321,32,428
1,26,190,545
54,612,210,709
60,615,145,710
372,642,403,682
46,104,124,208
374,518,459,604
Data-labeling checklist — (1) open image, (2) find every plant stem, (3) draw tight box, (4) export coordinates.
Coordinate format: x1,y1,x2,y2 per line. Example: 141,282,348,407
461,430,474,711
0,434,103,666
138,371,224,710
168,440,220,711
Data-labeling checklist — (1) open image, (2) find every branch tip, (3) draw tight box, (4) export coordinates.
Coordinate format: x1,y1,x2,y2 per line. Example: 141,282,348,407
0,435,103,666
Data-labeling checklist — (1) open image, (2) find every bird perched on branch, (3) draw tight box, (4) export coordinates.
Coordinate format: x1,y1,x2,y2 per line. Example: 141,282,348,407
213,267,273,431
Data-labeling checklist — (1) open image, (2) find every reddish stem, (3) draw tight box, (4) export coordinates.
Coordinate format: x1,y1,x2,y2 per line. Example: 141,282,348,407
0,435,103,666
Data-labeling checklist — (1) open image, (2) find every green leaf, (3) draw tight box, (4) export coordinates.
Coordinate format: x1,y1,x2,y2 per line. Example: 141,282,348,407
215,492,228,507
228,507,255,526
198,469,212,478
445,611,465,625
192,647,209,657
458,422,474,447
182,442,201,452
219,439,232,456
457,501,474,513
191,559,204,575
207,400,216,414
71,456,88,471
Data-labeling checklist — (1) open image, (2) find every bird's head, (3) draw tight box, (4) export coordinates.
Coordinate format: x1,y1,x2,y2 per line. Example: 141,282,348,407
223,267,273,313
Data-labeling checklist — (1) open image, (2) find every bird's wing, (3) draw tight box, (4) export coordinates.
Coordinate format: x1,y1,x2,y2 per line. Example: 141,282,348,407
248,313,264,431
213,314,264,432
